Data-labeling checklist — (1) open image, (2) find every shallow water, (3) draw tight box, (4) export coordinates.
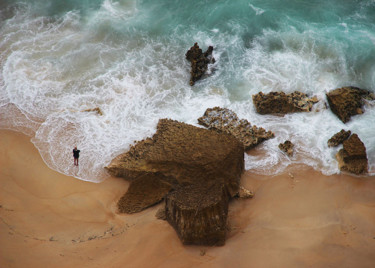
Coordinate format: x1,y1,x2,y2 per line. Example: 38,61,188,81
1,0,374,181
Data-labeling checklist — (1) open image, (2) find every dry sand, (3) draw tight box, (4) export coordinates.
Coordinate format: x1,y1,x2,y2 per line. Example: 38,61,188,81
1,129,375,268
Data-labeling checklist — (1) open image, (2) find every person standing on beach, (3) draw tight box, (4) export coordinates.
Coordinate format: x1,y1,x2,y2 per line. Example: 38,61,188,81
73,146,80,166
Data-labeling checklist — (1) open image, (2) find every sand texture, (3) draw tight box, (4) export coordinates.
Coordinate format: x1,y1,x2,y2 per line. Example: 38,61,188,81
1,130,375,268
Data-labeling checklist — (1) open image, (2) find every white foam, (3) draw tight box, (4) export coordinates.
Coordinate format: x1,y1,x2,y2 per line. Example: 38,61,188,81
249,4,265,16
1,4,374,183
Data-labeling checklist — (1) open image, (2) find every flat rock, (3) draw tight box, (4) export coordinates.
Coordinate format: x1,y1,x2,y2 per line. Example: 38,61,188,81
326,86,373,123
198,107,274,151
327,129,351,147
252,91,318,115
336,134,368,175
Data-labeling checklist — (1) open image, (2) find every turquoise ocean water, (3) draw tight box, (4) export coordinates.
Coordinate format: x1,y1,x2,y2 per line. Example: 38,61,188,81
1,0,374,181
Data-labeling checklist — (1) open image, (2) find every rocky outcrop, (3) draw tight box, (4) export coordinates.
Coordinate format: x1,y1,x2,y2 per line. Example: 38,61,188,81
252,91,318,115
106,119,244,245
326,86,374,123
165,183,229,246
327,129,351,147
279,140,294,157
186,43,215,86
198,107,274,151
336,134,368,175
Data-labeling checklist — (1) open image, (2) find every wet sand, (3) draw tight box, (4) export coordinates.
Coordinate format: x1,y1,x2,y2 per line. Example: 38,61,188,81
1,129,375,268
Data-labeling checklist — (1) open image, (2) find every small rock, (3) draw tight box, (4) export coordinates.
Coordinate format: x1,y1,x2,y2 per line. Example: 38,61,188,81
279,140,294,157
336,133,368,174
237,186,254,199
83,107,103,116
328,129,351,147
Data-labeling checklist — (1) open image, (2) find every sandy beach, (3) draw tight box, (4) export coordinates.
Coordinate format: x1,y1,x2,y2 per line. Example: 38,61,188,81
1,129,375,268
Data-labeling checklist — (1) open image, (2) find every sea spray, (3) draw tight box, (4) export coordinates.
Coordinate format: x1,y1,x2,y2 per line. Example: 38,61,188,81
1,0,374,181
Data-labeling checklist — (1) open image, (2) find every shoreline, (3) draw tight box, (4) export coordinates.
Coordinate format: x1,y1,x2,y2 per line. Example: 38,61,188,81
1,129,375,267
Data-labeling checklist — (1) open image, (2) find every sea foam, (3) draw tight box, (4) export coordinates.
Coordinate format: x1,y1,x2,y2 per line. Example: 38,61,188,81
1,1,374,182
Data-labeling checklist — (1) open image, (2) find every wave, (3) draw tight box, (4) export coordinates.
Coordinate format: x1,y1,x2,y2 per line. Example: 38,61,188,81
1,1,374,181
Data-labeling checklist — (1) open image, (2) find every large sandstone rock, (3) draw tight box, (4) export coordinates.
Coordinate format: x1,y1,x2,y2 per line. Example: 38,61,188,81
106,119,244,245
336,134,368,175
198,107,274,151
326,86,374,123
186,43,215,86
165,184,229,246
252,91,318,115
327,129,351,147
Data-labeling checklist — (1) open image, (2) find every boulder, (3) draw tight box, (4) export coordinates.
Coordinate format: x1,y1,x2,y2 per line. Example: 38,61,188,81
326,86,374,123
279,140,294,157
336,134,368,175
165,183,229,246
198,107,274,151
186,43,215,86
327,129,351,147
106,119,244,245
252,91,318,115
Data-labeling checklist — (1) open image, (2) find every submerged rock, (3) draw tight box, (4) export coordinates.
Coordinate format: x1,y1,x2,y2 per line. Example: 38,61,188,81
336,134,368,175
327,129,351,147
252,91,318,115
279,140,294,157
83,107,103,116
106,119,244,245
198,107,274,151
326,86,374,123
186,43,215,86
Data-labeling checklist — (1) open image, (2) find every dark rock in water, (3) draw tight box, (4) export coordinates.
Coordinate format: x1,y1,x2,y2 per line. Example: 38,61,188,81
279,140,294,157
165,183,229,246
336,134,368,175
186,43,215,86
106,119,244,245
326,86,374,123
83,107,103,116
198,107,274,151
327,129,351,147
252,91,319,115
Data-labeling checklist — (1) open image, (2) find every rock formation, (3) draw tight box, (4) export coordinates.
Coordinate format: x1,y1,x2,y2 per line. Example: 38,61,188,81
106,119,244,245
186,43,215,86
279,140,294,157
165,183,229,246
336,133,368,175
198,107,274,151
326,86,374,123
252,91,319,115
327,129,351,147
